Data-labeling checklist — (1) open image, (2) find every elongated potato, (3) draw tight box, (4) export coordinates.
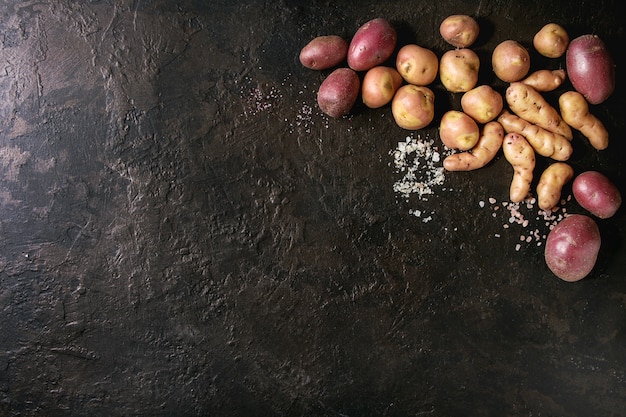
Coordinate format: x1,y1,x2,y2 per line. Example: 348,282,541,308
299,35,349,70
502,132,536,202
498,110,572,161
443,121,504,171
558,91,609,150
520,69,566,92
506,82,572,139
536,162,574,210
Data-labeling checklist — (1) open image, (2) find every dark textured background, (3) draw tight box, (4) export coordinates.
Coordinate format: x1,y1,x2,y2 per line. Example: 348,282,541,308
1,1,625,416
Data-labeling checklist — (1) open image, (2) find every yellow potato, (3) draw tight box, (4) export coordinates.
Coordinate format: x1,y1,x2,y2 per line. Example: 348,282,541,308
498,110,572,161
536,162,574,210
558,91,609,150
492,40,530,82
460,85,504,124
520,69,567,92
533,23,569,58
439,48,480,93
502,132,536,202
443,121,504,171
506,82,572,139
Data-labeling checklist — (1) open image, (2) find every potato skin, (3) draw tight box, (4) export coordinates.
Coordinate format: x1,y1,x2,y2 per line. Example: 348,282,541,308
558,91,609,150
443,121,504,171
461,85,503,124
391,85,435,130
572,171,622,219
533,23,569,58
299,35,349,70
566,34,615,104
317,68,360,118
502,132,535,202
492,40,530,83
361,66,403,109
439,15,480,48
439,110,480,150
439,48,480,93
396,44,439,86
545,214,601,282
347,18,397,71
536,162,574,211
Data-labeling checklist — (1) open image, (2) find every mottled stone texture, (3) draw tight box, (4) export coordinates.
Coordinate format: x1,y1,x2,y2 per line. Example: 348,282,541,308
1,1,625,416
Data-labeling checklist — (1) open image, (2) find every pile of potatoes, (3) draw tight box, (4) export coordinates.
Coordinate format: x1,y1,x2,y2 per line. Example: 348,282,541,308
299,17,621,282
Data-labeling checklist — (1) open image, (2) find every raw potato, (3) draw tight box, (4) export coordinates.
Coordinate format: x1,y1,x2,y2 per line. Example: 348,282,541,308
536,162,574,211
558,91,609,150
299,35,349,70
498,110,573,161
439,15,480,48
316,68,361,118
566,34,615,104
460,85,503,124
439,48,480,93
506,82,572,140
502,132,536,202
391,85,435,130
396,44,439,86
492,40,530,83
545,214,601,282
347,18,397,71
533,23,569,58
443,121,504,171
520,69,567,92
361,66,403,109
439,110,480,150
572,171,622,219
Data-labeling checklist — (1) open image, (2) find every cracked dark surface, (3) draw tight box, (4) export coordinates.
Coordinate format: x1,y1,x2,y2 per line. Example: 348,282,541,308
1,1,625,416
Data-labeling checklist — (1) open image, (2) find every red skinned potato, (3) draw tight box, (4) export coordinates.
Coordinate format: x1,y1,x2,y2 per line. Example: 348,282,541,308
572,171,622,219
347,18,397,71
545,214,601,282
566,34,615,104
299,35,348,70
361,66,403,109
317,68,360,118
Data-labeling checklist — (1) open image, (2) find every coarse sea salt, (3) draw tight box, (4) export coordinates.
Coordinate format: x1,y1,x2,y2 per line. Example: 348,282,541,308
391,134,449,218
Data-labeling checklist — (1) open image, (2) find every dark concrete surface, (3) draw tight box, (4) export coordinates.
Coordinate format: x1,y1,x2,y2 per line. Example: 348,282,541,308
1,1,625,416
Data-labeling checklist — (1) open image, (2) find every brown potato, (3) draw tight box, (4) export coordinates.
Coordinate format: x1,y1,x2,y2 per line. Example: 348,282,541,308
391,85,435,130
439,15,480,48
317,68,360,118
559,91,609,150
299,35,349,70
439,48,480,93
533,23,569,58
502,132,536,202
396,44,439,86
520,69,567,92
460,85,503,124
361,66,403,109
492,40,530,83
439,110,480,150
536,162,574,211
443,121,504,171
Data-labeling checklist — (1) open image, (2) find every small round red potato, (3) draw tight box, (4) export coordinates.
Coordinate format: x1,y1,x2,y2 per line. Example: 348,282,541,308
396,44,439,86
391,84,435,130
317,68,361,118
461,85,503,124
361,66,403,109
492,40,530,83
439,14,480,48
299,35,349,70
347,18,397,71
545,214,601,282
572,171,622,219
533,23,569,58
439,110,480,150
439,48,480,93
